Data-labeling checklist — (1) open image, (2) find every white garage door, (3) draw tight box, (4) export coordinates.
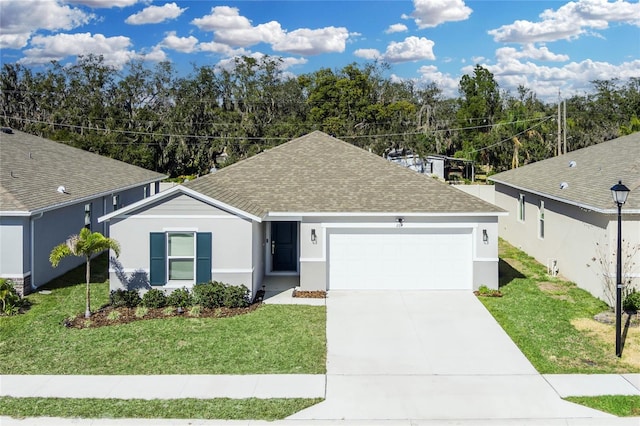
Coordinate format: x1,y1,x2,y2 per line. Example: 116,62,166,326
329,229,472,290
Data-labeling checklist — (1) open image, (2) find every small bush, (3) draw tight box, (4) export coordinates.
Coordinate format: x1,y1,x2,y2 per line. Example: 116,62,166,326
106,310,121,321
167,287,192,308
142,288,166,308
623,289,640,312
188,305,202,317
0,278,24,316
135,306,149,318
223,284,250,308
475,285,503,297
192,281,226,308
109,289,141,308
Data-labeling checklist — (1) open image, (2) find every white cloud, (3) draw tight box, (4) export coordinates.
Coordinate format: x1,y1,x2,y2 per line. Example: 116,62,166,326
160,31,198,53
19,32,136,68
383,36,435,63
404,0,472,29
214,52,305,74
141,46,167,62
214,21,284,47
0,0,93,49
415,65,459,97
467,54,640,100
385,23,408,34
192,6,349,55
354,48,382,60
489,0,640,43
272,27,349,55
496,44,569,62
66,0,141,8
125,2,186,25
192,6,252,31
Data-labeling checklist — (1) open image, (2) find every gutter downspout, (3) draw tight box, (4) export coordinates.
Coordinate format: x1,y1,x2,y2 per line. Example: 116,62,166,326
30,212,44,292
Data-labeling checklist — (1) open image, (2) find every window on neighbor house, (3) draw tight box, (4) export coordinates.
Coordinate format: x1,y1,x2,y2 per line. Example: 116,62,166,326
84,203,91,230
538,200,545,239
518,194,525,222
149,232,212,286
112,194,120,211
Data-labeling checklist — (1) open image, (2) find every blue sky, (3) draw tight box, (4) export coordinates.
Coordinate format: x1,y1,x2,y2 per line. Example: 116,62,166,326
1,0,639,101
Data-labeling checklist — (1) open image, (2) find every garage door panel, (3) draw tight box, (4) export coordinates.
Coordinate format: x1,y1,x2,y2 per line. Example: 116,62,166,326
329,230,472,290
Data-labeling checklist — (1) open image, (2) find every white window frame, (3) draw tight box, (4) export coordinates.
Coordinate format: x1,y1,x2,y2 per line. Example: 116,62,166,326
538,200,545,239
112,194,120,211
166,232,196,283
518,194,525,222
84,203,92,230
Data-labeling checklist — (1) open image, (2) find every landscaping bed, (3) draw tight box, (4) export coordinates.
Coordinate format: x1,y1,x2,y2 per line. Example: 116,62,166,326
293,289,327,298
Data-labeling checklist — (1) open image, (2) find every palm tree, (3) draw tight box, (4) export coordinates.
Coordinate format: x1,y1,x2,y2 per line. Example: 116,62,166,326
50,228,121,318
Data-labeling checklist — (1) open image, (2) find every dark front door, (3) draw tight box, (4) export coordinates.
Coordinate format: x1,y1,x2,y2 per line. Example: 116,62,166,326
271,222,297,271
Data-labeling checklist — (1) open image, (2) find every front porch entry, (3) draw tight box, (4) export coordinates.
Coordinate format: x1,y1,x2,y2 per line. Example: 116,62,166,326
270,221,298,272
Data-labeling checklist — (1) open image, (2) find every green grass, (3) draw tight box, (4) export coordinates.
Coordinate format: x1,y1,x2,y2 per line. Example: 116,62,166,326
0,397,322,420
478,239,638,374
565,396,640,417
0,254,326,375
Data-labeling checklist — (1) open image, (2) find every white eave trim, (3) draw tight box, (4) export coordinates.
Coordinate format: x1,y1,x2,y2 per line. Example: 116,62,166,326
98,185,262,223
267,211,507,218
491,179,640,215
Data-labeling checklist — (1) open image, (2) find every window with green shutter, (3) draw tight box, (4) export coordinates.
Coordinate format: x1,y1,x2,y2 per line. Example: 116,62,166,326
149,232,212,286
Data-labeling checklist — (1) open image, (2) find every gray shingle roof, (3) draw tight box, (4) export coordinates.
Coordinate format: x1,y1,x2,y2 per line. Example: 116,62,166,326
1,129,166,214
185,131,503,216
489,132,640,213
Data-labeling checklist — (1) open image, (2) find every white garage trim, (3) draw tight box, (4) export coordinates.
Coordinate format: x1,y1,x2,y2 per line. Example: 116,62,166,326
328,228,473,290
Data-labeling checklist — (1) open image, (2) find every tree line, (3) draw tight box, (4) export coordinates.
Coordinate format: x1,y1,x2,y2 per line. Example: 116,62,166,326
1,55,638,178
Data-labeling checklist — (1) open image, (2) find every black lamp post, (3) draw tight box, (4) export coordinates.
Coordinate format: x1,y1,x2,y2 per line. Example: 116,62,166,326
610,180,630,357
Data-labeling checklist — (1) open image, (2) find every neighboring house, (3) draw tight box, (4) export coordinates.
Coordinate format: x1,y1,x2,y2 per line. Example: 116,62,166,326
386,149,475,181
100,131,505,297
0,128,166,295
490,132,640,304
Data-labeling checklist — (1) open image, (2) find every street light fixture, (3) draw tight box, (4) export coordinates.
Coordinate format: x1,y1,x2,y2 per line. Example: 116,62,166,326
610,180,630,357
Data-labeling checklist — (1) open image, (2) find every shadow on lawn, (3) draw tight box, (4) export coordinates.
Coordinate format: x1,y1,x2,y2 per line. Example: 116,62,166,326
498,258,526,288
39,253,110,291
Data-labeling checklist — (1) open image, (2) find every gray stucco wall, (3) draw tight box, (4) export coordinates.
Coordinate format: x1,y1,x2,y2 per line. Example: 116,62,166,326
494,183,640,304
107,193,257,294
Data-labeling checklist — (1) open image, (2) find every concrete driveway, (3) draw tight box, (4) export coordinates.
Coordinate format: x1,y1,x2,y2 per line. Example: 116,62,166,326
289,290,611,421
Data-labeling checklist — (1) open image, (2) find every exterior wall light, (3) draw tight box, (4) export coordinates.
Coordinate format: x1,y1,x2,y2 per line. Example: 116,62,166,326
482,229,489,244
311,229,317,243
396,217,404,227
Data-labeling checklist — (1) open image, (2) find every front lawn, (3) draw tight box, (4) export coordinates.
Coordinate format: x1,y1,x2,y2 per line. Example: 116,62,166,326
565,396,640,417
0,255,326,375
0,397,322,420
479,239,639,374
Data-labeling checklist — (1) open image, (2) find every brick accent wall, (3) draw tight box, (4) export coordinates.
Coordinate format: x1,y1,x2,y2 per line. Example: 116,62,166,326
9,275,31,297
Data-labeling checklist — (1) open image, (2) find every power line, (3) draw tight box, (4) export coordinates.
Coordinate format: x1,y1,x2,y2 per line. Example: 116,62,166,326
1,115,555,144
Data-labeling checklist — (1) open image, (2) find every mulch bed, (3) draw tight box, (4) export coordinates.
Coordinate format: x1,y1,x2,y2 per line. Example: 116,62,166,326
65,303,261,329
292,290,327,299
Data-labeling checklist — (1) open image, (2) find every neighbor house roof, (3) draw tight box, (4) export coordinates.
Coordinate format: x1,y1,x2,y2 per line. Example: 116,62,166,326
0,129,166,215
181,131,503,217
489,132,640,213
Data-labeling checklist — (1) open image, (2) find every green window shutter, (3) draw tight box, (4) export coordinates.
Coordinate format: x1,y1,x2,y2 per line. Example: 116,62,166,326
196,232,212,284
150,233,166,286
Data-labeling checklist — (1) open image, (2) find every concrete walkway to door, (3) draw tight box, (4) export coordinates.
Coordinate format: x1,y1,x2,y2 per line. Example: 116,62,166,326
288,290,617,421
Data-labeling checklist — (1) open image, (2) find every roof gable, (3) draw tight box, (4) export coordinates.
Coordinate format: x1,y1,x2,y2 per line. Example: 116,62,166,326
489,132,640,213
185,131,503,216
1,130,166,214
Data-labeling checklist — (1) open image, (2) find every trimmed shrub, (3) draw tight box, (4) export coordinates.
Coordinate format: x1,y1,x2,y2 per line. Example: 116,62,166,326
223,284,250,308
109,289,141,308
166,287,192,308
0,278,23,316
192,281,226,308
623,289,640,312
142,288,166,308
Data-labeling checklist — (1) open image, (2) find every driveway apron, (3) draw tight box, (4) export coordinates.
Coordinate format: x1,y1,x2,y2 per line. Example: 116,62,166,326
289,290,611,421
